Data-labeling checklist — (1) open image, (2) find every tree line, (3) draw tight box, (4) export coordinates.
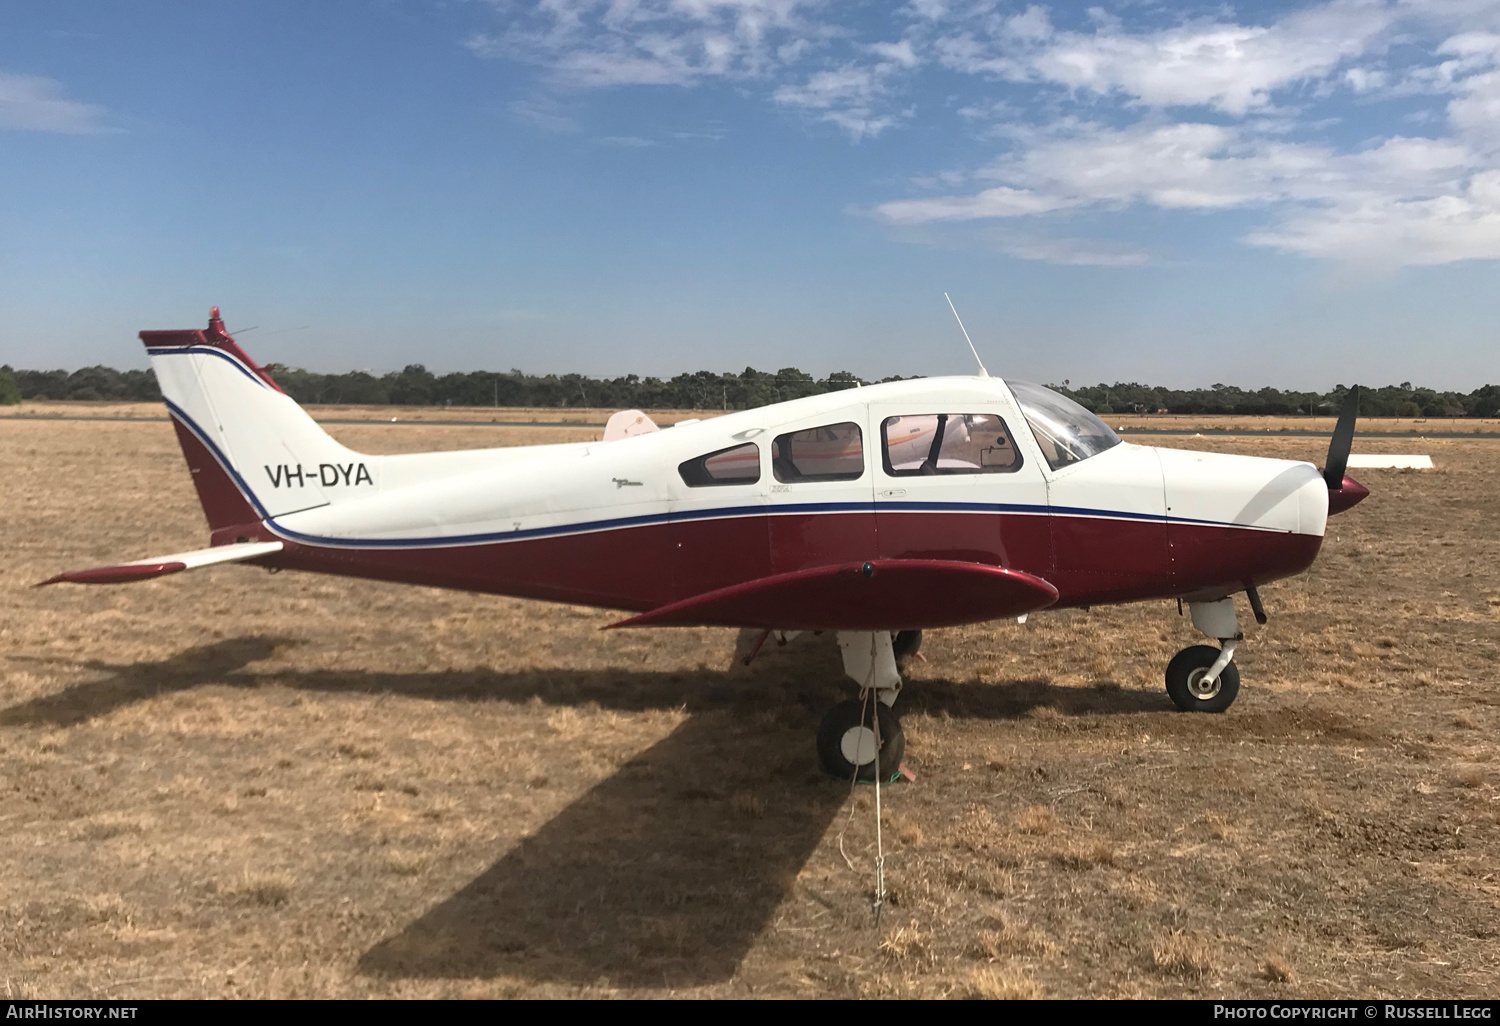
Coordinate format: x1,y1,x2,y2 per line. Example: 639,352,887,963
2,362,1497,418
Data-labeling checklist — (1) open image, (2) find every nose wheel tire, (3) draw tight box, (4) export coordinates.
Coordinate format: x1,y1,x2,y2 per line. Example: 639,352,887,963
816,699,905,782
1165,644,1240,713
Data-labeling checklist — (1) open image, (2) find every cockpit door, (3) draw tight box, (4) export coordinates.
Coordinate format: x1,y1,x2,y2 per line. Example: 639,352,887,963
764,408,878,575
668,433,773,602
868,405,1053,577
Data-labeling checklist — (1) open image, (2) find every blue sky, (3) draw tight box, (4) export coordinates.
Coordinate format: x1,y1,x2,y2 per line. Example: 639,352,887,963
1,1,1497,389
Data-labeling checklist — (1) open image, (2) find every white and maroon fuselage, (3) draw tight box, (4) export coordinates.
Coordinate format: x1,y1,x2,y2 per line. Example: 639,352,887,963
106,315,1343,632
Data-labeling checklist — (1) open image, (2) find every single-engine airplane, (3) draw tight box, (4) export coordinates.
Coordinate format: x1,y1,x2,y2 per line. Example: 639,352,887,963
43,309,1368,781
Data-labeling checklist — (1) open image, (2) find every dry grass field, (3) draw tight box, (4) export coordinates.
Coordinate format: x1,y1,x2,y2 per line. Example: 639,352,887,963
1,408,1497,999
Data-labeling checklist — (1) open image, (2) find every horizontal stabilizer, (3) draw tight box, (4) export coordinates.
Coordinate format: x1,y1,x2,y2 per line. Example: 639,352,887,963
609,559,1059,631
37,541,283,587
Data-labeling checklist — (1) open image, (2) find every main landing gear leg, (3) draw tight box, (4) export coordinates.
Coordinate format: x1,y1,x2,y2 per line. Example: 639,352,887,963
815,632,906,781
1166,597,1243,713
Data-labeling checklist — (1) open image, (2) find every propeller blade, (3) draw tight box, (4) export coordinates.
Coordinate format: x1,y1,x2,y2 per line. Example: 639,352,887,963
1323,385,1360,489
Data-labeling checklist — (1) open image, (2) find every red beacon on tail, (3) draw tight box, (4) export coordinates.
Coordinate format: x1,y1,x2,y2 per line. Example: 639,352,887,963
43,307,1367,782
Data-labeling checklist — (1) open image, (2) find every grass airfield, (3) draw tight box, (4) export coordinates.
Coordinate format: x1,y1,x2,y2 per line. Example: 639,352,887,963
2,407,1497,998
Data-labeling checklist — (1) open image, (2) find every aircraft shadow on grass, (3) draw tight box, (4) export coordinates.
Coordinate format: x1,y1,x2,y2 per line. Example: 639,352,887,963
1,634,1171,988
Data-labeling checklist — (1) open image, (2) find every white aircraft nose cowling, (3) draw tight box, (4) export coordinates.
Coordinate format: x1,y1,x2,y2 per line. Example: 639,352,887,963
1154,447,1328,537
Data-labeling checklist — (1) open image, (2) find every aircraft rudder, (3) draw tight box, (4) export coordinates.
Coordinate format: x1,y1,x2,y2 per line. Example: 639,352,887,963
139,307,286,393
143,307,376,527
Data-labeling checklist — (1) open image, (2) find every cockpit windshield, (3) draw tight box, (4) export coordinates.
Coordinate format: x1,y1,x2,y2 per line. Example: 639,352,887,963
1005,379,1122,471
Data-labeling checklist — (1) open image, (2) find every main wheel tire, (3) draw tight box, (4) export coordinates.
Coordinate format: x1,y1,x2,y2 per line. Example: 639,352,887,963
816,699,905,782
1165,644,1240,713
892,630,923,659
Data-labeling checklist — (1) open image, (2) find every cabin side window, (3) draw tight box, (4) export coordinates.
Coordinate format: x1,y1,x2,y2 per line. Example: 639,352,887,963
678,442,761,487
772,422,865,483
881,414,1022,476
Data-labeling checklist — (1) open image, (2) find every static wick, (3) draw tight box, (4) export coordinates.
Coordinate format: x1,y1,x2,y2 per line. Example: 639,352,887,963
944,292,989,379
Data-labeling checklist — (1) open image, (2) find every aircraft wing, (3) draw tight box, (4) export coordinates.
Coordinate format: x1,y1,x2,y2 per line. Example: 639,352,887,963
37,541,284,586
609,559,1059,631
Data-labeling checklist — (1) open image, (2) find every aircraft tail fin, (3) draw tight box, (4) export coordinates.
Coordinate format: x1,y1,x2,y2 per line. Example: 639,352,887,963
142,308,378,537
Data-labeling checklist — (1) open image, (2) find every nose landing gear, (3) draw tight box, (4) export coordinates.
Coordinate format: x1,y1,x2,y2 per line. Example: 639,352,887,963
1167,596,1244,713
1165,643,1241,712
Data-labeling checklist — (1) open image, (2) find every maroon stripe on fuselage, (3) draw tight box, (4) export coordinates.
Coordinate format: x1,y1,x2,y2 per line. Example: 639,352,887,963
873,510,1053,574
259,511,1323,615
770,509,876,576
1166,521,1322,602
265,521,678,610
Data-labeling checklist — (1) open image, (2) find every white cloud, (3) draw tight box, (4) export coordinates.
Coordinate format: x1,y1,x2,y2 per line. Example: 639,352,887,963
474,1,1500,266
867,2,1500,266
877,183,1076,222
1006,5,1054,44
931,0,1398,114
818,110,900,140
771,59,916,137
672,121,729,140
874,120,1497,265
552,43,700,86
877,122,1287,222
770,40,925,138
773,64,884,109
474,0,908,132
1344,66,1388,91
905,0,950,22
481,0,931,139
1247,170,1500,264
867,39,920,68
996,234,1153,266
507,96,581,132
0,73,105,134
471,0,822,88
1434,31,1500,146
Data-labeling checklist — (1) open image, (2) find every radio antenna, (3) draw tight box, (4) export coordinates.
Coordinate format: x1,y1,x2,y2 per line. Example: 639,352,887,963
944,292,989,379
